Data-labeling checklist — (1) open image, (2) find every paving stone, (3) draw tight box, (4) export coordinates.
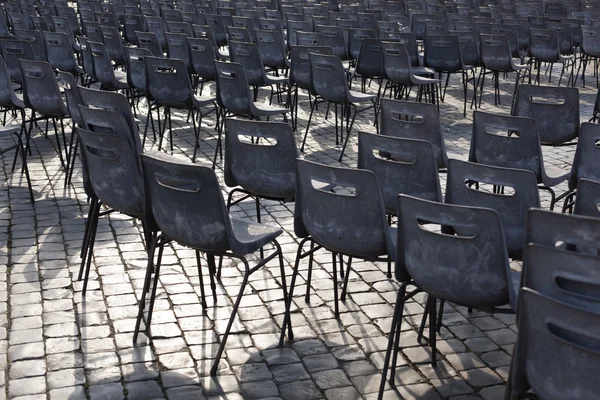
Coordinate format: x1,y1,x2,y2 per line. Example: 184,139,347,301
124,380,163,400
279,380,322,400
312,369,352,390
460,368,504,387
303,353,339,372
272,363,310,383
240,380,279,400
8,376,46,397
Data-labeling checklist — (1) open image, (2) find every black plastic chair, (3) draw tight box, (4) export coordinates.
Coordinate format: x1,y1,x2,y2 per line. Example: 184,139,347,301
446,159,540,260
58,71,84,186
424,34,476,116
123,14,144,45
507,287,600,400
528,28,574,86
315,24,348,60
43,31,85,79
83,21,104,44
280,159,393,347
144,16,167,50
255,29,288,73
470,111,569,209
477,34,529,107
0,38,35,85
125,46,151,114
303,52,376,161
213,60,289,167
167,20,193,37
187,36,217,93
511,84,579,145
165,32,192,73
88,41,130,92
557,123,600,212
52,16,80,53
379,194,518,398
573,178,600,218
352,37,384,94
78,37,96,86
577,25,600,87
347,28,376,64
379,98,448,170
144,56,216,160
135,31,164,57
14,29,46,62
205,14,227,46
100,25,126,66
135,151,287,377
381,41,440,106
286,19,312,51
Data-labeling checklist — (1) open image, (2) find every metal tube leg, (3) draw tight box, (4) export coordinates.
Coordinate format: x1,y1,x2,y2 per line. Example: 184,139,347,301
196,250,207,309
133,234,159,343
332,252,339,318
81,200,101,296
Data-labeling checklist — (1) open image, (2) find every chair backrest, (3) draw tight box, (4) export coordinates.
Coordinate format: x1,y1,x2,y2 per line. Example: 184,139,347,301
347,28,376,61
78,86,141,153
294,159,390,260
308,52,348,103
387,32,420,67
446,159,540,260
204,14,227,46
480,33,513,71
528,28,560,61
144,16,167,50
574,178,600,218
454,30,480,67
165,31,191,72
296,30,325,46
315,24,347,59
224,118,297,200
255,29,286,69
290,45,332,89
357,131,441,215
52,16,77,50
100,25,126,65
379,98,448,169
43,31,79,73
0,38,35,84
229,40,264,87
511,84,579,145
58,71,84,127
83,21,104,43
145,56,195,109
287,19,312,50
0,55,18,109
20,59,67,117
490,23,521,58
424,34,465,72
232,16,256,43
75,122,144,218
140,151,232,252
581,25,600,57
381,41,414,85
355,38,384,79
87,41,116,87
78,37,96,79
568,123,600,190
397,194,513,307
125,47,151,95
167,21,192,37
135,31,163,57
187,37,216,81
8,12,31,31
470,111,544,182
123,14,144,45
214,60,252,115
526,208,600,257
547,21,573,55
14,29,45,62
513,288,600,400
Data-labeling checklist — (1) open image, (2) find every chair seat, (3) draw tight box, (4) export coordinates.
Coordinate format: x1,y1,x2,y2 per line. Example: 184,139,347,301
348,90,376,104
12,92,25,109
509,269,520,311
230,217,283,255
264,74,289,85
192,94,216,108
411,74,439,85
559,54,575,62
512,62,529,71
110,70,129,89
413,66,435,76
542,165,569,188
252,101,289,117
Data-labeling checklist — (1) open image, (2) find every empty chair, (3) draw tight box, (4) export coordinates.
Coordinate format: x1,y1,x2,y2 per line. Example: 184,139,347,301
0,38,35,85
165,32,192,73
573,178,600,218
286,19,312,51
316,24,348,60
52,16,80,52
379,194,518,397
528,28,574,86
379,99,448,170
58,71,84,186
347,28,376,63
135,31,163,57
78,37,96,85
511,84,579,145
507,287,600,400
88,41,129,92
188,37,217,93
558,123,600,212
478,34,529,107
43,32,85,79
144,16,167,50
279,159,393,348
231,16,256,43
135,151,287,377
424,34,476,116
255,29,288,73
470,111,569,209
101,25,126,66
167,20,192,37
204,14,227,46
352,38,385,94
14,29,45,62
577,26,600,87
83,21,104,44
123,14,144,45
144,56,216,160
303,53,376,161
446,159,540,260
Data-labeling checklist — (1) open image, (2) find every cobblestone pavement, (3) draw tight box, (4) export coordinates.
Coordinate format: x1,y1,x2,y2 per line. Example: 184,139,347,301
0,67,593,400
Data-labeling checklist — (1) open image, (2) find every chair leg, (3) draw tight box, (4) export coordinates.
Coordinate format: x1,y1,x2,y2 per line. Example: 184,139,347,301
81,199,101,296
210,255,251,376
378,281,408,399
143,239,165,336
429,296,438,366
300,98,318,153
332,252,339,318
206,255,218,304
15,129,33,202
79,196,97,273
212,109,223,169
340,256,352,301
417,294,431,343
304,240,314,303
196,250,208,309
338,104,357,162
273,240,292,339
133,233,159,343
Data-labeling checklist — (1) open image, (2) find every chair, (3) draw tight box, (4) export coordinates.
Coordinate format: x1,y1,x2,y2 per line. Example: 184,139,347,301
165,32,192,73
477,34,529,107
83,21,104,44
255,29,288,73
352,38,385,94
167,21,193,37
144,56,216,160
135,151,287,377
379,194,518,398
123,14,144,45
100,25,126,66
424,34,476,116
577,26,600,87
347,28,376,64
78,37,96,85
204,14,227,46
288,45,332,131
135,31,163,57
20,59,70,170
507,287,600,400
88,41,130,92
187,37,217,93
58,71,84,186
228,40,288,103
556,123,600,212
511,84,579,145
446,159,540,260
144,16,167,50
379,98,448,170
43,32,85,79
381,41,440,106
303,53,376,161
0,38,36,85
279,159,393,348
286,19,312,51
224,118,297,226
52,16,80,53
573,178,600,218
14,29,46,62
528,28,574,86
470,111,569,209
315,24,348,60
125,47,152,111
231,16,256,43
